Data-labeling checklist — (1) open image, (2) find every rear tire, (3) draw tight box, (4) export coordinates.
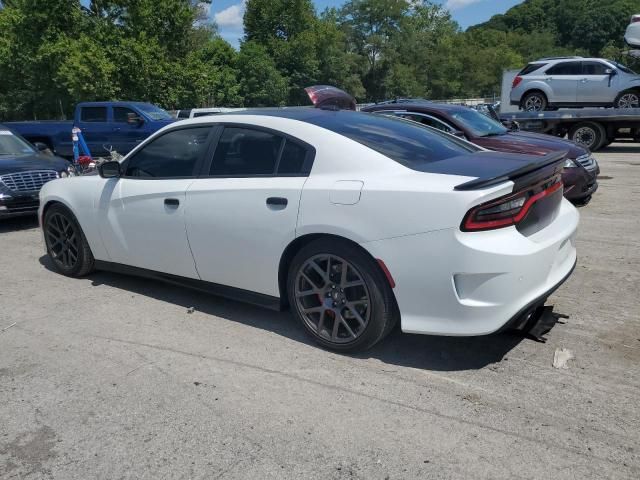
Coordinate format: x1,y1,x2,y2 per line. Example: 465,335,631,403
287,238,398,353
43,204,94,277
521,91,548,112
569,122,606,151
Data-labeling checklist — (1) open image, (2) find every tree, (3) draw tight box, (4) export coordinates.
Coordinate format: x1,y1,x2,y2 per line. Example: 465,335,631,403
236,41,288,107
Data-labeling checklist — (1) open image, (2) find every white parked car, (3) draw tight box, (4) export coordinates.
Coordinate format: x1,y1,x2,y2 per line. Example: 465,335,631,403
176,107,245,119
625,14,640,48
39,107,578,352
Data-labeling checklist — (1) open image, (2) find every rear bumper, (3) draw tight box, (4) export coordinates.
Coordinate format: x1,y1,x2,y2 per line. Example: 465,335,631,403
362,199,579,336
0,194,39,218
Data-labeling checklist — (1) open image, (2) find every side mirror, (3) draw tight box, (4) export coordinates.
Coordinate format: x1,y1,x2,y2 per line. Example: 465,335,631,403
502,120,520,132
127,112,144,125
98,161,121,179
605,68,616,75
34,142,52,154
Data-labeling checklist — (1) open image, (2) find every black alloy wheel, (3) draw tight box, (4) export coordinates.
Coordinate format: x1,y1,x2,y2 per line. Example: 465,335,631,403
288,238,398,352
44,204,94,277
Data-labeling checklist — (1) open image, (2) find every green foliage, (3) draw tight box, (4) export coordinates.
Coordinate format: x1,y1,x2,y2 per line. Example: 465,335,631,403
0,0,637,120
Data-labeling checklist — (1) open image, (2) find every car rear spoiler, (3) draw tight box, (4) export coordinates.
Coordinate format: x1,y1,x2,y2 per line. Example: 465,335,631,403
454,150,568,191
304,85,357,111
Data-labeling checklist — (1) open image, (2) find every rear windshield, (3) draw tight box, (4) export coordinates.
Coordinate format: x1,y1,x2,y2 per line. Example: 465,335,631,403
519,63,547,75
305,112,478,170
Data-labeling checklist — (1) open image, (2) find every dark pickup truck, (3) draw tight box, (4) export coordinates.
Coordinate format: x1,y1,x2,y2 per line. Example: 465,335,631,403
5,101,175,158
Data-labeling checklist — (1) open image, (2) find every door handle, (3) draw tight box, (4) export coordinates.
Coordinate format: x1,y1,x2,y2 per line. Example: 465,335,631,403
266,197,288,207
164,198,180,207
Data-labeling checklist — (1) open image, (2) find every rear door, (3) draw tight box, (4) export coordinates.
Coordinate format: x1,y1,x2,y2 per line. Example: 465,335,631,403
578,61,615,104
185,125,314,297
544,61,581,104
76,106,111,156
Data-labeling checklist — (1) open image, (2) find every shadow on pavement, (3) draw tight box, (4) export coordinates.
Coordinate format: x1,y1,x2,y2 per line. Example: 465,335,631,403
40,255,542,372
0,215,38,234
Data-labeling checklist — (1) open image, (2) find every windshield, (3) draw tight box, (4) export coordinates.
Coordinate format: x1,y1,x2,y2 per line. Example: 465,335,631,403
0,130,36,156
305,111,478,171
450,109,508,137
136,104,173,121
612,62,637,75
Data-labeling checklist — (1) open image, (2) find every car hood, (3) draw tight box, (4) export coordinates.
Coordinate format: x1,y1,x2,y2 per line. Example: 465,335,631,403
473,131,587,159
0,152,69,175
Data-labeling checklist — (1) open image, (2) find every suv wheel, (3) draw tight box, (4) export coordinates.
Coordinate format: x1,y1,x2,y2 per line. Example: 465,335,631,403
287,238,398,353
521,91,547,112
615,90,640,109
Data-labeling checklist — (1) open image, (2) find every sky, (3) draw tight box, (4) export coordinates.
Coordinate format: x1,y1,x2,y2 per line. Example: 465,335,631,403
211,0,524,48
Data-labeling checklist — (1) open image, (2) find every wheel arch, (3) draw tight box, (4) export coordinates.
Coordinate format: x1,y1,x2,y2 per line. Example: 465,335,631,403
520,88,549,108
277,233,397,310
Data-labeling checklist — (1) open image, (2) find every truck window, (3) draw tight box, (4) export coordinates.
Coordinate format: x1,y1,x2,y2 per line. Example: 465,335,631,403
113,107,137,123
81,107,107,122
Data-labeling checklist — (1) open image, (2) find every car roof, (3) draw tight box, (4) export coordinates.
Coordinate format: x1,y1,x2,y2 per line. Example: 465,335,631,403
76,101,157,107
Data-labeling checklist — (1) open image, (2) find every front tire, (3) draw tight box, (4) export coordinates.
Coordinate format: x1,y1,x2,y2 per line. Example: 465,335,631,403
287,238,398,353
521,91,548,112
43,204,94,277
615,90,640,109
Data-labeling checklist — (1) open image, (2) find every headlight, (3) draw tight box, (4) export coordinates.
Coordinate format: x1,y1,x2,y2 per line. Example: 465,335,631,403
59,171,68,178
563,159,578,168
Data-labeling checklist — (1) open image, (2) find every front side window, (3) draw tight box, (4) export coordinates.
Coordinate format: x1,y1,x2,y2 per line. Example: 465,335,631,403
81,107,107,122
582,62,609,75
124,127,211,178
546,62,582,76
113,107,137,123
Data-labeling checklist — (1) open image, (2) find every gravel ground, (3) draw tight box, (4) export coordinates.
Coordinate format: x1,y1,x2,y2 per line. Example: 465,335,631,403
1,143,639,479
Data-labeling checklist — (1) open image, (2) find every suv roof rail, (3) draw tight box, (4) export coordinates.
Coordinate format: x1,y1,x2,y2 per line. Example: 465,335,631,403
536,56,583,61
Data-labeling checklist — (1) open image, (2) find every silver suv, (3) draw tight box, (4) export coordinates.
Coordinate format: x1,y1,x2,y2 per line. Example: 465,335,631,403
510,57,640,111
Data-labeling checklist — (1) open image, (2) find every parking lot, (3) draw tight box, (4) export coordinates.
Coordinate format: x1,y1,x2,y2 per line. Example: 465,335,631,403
0,144,638,479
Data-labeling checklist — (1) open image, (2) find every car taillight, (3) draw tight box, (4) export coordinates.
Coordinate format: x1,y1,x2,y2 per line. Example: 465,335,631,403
632,15,640,23
512,76,523,89
461,177,563,232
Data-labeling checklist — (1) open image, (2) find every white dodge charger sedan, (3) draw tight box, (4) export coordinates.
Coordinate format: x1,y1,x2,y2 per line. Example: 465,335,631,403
39,107,578,352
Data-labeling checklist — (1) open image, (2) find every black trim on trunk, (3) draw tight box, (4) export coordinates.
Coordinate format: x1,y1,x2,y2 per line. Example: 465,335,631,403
455,150,567,191
94,261,283,311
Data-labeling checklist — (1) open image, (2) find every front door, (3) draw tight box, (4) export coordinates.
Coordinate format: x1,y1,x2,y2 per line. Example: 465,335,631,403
97,126,214,278
111,106,146,155
185,126,314,296
578,61,616,104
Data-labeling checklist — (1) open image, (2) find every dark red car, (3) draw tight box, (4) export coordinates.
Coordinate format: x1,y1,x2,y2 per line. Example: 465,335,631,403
362,101,599,203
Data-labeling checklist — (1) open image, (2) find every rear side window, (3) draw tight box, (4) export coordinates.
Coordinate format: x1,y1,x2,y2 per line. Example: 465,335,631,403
209,127,313,176
125,127,211,178
400,113,454,133
546,62,582,75
80,107,107,122
210,128,283,175
582,61,609,75
306,112,476,171
519,63,547,75
278,140,308,174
